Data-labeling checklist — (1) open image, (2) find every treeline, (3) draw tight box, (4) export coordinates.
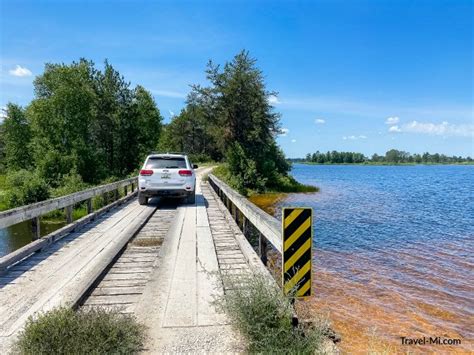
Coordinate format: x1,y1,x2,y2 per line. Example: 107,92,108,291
0,51,301,208
301,149,473,164
0,59,162,207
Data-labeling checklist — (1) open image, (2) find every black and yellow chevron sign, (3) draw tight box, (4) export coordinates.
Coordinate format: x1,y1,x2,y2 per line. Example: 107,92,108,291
282,207,313,298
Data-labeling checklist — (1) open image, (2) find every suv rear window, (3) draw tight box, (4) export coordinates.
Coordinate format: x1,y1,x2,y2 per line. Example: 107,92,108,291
146,157,187,169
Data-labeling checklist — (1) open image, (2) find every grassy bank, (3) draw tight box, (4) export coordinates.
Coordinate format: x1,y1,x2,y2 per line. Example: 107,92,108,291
212,164,318,197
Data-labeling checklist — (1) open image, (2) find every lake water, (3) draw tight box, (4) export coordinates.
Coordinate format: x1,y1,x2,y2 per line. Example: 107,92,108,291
266,164,473,353
0,219,67,257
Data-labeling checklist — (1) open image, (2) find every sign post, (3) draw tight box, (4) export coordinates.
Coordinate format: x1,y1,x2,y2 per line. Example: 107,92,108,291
282,207,313,298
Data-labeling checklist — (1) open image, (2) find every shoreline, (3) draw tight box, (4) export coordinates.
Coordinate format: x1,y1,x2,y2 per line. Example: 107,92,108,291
247,166,472,354
293,162,474,166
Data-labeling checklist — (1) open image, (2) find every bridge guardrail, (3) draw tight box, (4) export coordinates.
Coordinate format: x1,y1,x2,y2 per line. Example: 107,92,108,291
208,174,282,265
0,177,137,230
0,177,138,272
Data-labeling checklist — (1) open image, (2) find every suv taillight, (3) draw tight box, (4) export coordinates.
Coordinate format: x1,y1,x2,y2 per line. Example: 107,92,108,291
178,170,192,176
140,169,153,176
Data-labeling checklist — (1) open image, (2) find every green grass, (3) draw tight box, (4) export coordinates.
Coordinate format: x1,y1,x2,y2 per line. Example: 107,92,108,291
15,307,146,355
215,272,328,354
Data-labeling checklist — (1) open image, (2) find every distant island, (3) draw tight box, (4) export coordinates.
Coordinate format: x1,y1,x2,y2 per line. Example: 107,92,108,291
292,149,473,165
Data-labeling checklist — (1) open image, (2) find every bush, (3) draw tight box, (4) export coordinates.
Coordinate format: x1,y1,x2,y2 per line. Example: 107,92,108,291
15,307,146,355
269,175,319,193
226,143,267,194
5,170,50,208
51,172,89,197
216,273,327,354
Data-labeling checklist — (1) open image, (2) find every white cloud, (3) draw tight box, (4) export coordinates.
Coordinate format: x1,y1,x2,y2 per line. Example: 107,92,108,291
401,121,474,137
387,120,474,137
385,116,399,125
279,128,289,136
9,65,32,77
151,89,186,98
388,125,402,133
315,118,326,124
291,139,296,143
168,110,175,117
268,95,281,105
343,135,367,140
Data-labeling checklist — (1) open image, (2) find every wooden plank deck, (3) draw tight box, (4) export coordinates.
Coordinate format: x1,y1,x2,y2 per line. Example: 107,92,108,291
81,206,178,313
0,199,156,352
134,170,252,353
0,168,276,353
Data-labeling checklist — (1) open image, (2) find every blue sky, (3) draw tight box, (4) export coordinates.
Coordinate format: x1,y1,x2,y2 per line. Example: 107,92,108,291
1,0,472,157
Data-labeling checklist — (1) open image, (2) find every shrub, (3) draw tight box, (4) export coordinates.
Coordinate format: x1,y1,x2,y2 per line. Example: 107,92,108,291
269,175,319,193
15,307,146,355
51,172,89,198
5,170,50,208
226,143,267,194
216,272,327,354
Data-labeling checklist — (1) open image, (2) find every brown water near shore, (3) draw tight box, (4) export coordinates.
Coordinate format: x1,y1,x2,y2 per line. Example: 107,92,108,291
249,193,473,354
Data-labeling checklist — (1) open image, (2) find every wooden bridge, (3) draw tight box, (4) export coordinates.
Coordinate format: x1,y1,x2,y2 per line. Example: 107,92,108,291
0,168,284,352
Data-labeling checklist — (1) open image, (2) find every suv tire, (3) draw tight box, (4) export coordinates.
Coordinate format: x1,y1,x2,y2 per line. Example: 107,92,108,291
138,193,148,205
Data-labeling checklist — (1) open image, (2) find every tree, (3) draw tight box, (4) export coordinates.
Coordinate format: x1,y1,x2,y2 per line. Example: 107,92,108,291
158,104,219,162
385,149,402,163
28,60,98,185
133,85,163,160
3,103,32,171
189,50,290,191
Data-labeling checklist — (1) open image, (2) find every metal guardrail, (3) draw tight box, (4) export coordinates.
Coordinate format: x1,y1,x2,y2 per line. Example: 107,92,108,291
208,174,282,265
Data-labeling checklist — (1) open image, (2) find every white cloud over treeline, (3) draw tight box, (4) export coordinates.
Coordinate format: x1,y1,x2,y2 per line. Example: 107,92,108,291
9,65,32,77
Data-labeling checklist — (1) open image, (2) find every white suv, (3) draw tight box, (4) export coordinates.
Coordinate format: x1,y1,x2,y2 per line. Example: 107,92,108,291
138,153,197,205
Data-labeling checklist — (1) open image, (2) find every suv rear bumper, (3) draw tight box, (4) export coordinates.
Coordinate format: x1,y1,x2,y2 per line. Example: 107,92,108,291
139,188,194,198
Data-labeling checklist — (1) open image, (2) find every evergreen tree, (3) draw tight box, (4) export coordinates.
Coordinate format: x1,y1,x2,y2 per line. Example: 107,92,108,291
190,50,290,192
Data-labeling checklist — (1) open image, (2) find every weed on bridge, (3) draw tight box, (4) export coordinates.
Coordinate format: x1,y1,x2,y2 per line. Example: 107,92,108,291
15,307,146,354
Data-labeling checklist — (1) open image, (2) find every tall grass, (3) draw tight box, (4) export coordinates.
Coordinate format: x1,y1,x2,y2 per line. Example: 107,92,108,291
15,307,146,355
216,272,328,354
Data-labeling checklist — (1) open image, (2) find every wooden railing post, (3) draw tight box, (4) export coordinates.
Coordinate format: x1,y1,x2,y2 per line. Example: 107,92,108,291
31,217,40,240
235,208,240,226
124,185,128,196
242,215,247,237
259,233,268,266
131,183,135,193
114,189,119,201
65,205,73,224
86,198,93,214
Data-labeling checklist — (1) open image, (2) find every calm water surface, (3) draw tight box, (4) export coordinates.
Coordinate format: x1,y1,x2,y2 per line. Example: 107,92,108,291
0,219,67,257
270,164,473,353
